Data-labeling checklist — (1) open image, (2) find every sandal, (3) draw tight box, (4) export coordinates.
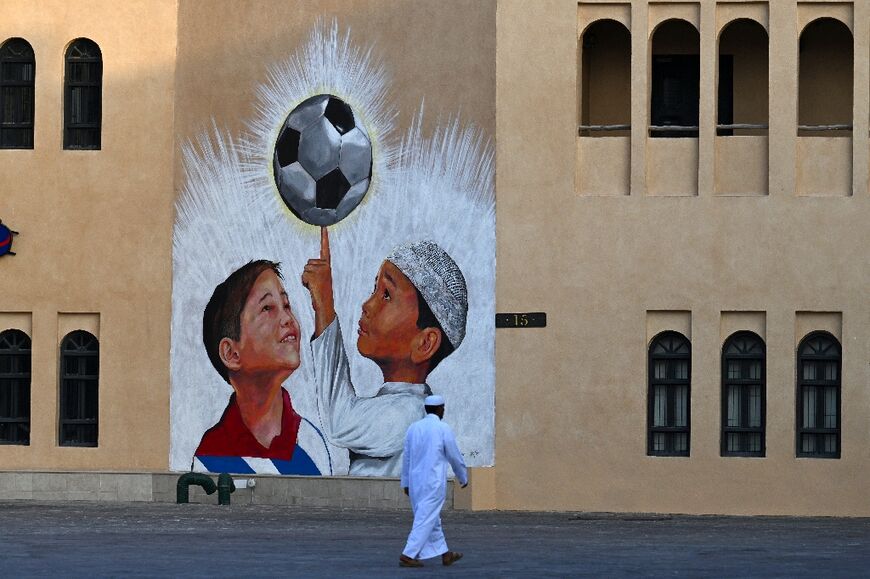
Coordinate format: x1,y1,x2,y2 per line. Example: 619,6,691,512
399,554,424,568
442,551,463,566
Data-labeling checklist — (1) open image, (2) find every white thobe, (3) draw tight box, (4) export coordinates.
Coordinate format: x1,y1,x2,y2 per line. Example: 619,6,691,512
401,413,468,560
310,319,431,477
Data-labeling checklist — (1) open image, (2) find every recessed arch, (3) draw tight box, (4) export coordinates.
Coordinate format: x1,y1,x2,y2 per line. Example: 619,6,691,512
649,17,698,40
59,330,99,447
64,37,103,149
647,330,691,456
0,329,32,444
717,18,768,136
0,38,36,149
721,331,766,457
798,18,853,135
796,331,841,458
649,19,699,138
579,18,631,136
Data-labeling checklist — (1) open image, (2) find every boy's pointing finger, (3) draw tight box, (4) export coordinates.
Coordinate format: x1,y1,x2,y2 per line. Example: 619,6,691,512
320,226,330,263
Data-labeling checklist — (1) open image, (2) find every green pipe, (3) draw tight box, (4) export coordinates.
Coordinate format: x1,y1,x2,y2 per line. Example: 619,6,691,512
217,473,236,505
176,472,217,504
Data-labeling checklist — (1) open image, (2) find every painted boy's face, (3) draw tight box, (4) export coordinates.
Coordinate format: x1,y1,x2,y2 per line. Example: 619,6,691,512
357,260,421,365
234,269,301,378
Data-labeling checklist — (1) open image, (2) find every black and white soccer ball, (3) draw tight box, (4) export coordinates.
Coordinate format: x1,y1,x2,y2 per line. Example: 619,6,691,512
273,94,372,226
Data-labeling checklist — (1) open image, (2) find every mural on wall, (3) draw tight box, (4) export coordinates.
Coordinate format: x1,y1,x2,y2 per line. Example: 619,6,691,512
170,21,495,477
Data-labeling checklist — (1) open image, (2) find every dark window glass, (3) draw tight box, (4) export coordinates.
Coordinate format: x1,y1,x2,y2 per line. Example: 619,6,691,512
64,39,102,150
721,332,765,457
0,38,35,149
59,330,99,447
796,332,841,458
716,55,734,135
650,19,699,138
0,329,31,444
651,55,699,136
648,331,691,456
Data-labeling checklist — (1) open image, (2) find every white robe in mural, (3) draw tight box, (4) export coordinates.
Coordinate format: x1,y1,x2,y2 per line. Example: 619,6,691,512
310,319,431,476
401,413,468,559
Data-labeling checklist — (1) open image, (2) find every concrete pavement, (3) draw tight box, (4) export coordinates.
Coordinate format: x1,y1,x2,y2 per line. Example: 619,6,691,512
1,501,869,577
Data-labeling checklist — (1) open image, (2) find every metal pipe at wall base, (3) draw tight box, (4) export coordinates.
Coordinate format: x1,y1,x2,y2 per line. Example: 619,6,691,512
217,473,235,506
176,472,217,504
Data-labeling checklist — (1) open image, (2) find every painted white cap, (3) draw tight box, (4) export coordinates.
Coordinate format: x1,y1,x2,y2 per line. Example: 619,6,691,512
424,394,445,406
386,240,468,349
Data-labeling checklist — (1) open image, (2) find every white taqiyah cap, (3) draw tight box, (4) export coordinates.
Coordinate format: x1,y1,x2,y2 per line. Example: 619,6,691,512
424,395,445,406
386,240,468,349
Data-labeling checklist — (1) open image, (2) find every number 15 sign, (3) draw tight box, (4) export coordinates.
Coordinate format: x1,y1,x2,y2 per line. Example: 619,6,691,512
495,312,546,328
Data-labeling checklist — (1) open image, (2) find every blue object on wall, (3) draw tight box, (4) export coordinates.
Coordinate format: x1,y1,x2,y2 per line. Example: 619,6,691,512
0,220,18,257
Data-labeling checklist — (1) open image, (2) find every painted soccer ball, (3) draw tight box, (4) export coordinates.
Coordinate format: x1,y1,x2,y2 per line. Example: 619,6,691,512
273,94,372,226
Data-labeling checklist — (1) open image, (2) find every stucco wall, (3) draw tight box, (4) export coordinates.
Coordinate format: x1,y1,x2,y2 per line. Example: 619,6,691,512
494,0,870,515
0,1,178,470
173,0,496,154
2,0,869,517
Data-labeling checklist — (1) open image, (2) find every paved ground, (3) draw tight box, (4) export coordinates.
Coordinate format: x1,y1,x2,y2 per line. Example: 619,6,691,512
1,502,869,577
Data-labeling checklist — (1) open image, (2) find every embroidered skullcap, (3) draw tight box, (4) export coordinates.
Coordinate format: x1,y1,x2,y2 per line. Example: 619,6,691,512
424,394,445,406
386,240,468,349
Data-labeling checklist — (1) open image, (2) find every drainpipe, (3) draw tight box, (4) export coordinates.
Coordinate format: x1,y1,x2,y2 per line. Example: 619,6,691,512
176,472,217,504
217,473,236,505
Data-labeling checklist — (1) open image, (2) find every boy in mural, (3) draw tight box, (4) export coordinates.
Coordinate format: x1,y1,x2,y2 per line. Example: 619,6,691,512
302,228,468,477
195,260,331,475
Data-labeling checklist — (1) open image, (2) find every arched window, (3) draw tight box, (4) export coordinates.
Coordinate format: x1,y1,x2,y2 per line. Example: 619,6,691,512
59,330,99,447
648,331,691,456
721,332,765,457
579,19,631,136
0,38,35,149
64,38,102,150
798,18,852,136
717,19,768,136
649,19,699,138
0,329,31,444
796,332,841,458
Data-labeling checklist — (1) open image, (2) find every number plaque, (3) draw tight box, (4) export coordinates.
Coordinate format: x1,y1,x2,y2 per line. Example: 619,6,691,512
495,312,546,328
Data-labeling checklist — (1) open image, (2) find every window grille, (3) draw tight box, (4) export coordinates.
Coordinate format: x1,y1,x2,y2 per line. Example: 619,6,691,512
64,39,102,150
0,38,35,149
0,329,31,444
648,331,691,456
796,332,841,458
721,332,765,457
59,330,99,447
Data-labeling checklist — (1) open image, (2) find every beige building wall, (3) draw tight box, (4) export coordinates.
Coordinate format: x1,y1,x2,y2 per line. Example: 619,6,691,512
3,0,869,517
491,0,870,515
173,0,496,157
0,0,178,471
